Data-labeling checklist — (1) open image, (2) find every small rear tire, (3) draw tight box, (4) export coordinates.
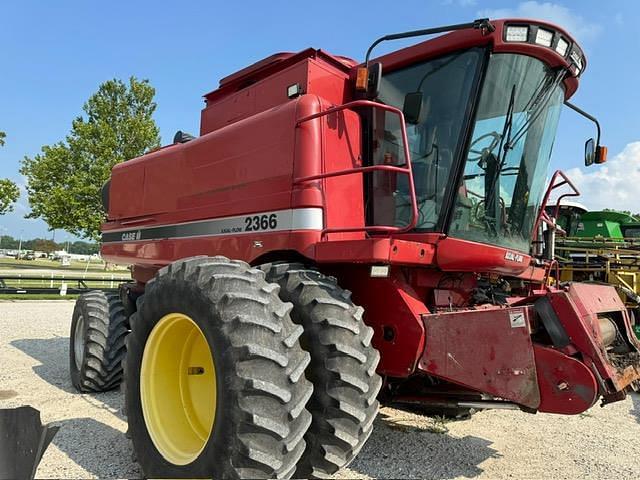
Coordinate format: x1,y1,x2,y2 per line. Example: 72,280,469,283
69,291,129,392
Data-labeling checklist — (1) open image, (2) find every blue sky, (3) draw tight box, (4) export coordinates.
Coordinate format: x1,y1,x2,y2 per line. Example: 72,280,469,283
1,0,639,240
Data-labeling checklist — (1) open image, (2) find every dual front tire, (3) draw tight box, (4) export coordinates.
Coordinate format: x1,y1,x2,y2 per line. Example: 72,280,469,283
70,256,382,479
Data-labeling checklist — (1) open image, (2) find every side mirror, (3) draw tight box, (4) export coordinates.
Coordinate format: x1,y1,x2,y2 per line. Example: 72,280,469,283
402,92,423,124
584,138,595,166
366,62,382,99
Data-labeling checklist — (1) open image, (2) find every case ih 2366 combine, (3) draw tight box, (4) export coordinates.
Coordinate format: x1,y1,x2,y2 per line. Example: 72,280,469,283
68,18,640,479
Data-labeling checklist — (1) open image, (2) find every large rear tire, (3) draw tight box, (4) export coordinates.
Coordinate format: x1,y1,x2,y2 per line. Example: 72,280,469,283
69,291,128,392
124,256,313,479
261,263,382,478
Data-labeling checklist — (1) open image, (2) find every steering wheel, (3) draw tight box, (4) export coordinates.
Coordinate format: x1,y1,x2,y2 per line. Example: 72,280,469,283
467,131,502,162
472,197,507,227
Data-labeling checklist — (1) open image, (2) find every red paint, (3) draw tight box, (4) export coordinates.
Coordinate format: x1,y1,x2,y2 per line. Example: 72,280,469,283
374,18,582,98
533,344,598,414
419,305,540,408
101,19,639,415
330,267,427,377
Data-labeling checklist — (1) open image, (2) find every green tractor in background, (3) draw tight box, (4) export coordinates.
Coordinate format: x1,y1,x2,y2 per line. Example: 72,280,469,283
548,202,640,339
555,204,640,239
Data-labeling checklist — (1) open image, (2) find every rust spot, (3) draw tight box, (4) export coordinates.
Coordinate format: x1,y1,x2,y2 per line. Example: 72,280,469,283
616,365,640,389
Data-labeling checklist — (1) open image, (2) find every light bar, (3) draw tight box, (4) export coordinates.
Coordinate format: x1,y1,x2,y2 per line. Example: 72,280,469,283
556,37,569,56
503,23,585,76
535,28,554,47
505,25,529,42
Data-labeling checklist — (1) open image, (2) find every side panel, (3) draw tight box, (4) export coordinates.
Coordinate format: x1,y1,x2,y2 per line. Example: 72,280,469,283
321,102,365,240
102,229,321,282
419,306,541,408
435,237,531,276
330,266,427,377
200,61,310,135
103,96,322,269
109,101,299,224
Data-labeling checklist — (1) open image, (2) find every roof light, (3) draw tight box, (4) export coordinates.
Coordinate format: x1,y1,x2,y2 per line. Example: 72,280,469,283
287,83,302,99
535,28,554,47
556,37,569,56
505,25,529,42
570,50,583,74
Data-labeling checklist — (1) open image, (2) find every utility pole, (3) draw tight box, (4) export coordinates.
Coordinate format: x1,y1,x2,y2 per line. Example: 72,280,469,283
17,230,23,259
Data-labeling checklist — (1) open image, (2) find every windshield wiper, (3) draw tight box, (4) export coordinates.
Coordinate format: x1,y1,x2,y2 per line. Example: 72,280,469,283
481,84,516,235
504,69,565,150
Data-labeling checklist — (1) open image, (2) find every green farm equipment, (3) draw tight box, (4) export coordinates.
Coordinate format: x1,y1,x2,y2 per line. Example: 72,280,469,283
549,202,640,339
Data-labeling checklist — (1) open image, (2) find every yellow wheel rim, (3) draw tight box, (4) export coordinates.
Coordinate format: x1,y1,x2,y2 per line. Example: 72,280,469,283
140,312,216,465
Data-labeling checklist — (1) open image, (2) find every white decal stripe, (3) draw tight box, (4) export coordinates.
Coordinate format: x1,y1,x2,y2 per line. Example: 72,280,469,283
101,208,324,243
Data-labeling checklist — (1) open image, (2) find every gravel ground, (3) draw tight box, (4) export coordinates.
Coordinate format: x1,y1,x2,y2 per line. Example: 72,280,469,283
1,300,639,479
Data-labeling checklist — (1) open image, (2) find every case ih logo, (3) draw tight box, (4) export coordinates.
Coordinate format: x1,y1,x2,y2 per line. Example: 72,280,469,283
121,231,142,241
504,251,524,263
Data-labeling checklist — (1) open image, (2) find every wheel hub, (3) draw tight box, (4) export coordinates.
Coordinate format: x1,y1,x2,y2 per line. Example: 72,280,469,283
73,314,85,370
140,312,216,465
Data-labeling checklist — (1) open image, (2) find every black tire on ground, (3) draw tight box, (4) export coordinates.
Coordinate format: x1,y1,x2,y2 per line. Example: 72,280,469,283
69,290,129,392
261,262,382,478
124,256,313,479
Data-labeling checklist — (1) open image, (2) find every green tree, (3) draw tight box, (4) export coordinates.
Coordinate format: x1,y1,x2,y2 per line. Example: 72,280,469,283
21,77,160,240
70,240,100,255
33,238,58,253
0,235,18,249
0,130,20,214
0,179,20,215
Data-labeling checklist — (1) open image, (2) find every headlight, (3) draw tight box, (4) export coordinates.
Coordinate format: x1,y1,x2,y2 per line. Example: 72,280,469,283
505,25,529,42
556,37,569,57
570,50,583,74
535,28,554,47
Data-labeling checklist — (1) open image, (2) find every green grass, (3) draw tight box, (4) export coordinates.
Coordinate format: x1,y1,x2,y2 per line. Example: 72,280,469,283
0,293,79,300
0,257,129,272
1,279,125,288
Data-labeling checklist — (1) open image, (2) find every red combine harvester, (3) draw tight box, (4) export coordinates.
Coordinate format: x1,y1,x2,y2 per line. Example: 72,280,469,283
69,18,640,479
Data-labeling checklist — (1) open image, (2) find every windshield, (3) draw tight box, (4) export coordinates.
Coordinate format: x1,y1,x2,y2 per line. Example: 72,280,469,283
373,48,483,230
449,54,564,252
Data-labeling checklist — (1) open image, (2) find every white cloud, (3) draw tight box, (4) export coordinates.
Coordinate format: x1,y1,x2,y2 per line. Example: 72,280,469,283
478,1,602,43
558,142,640,212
